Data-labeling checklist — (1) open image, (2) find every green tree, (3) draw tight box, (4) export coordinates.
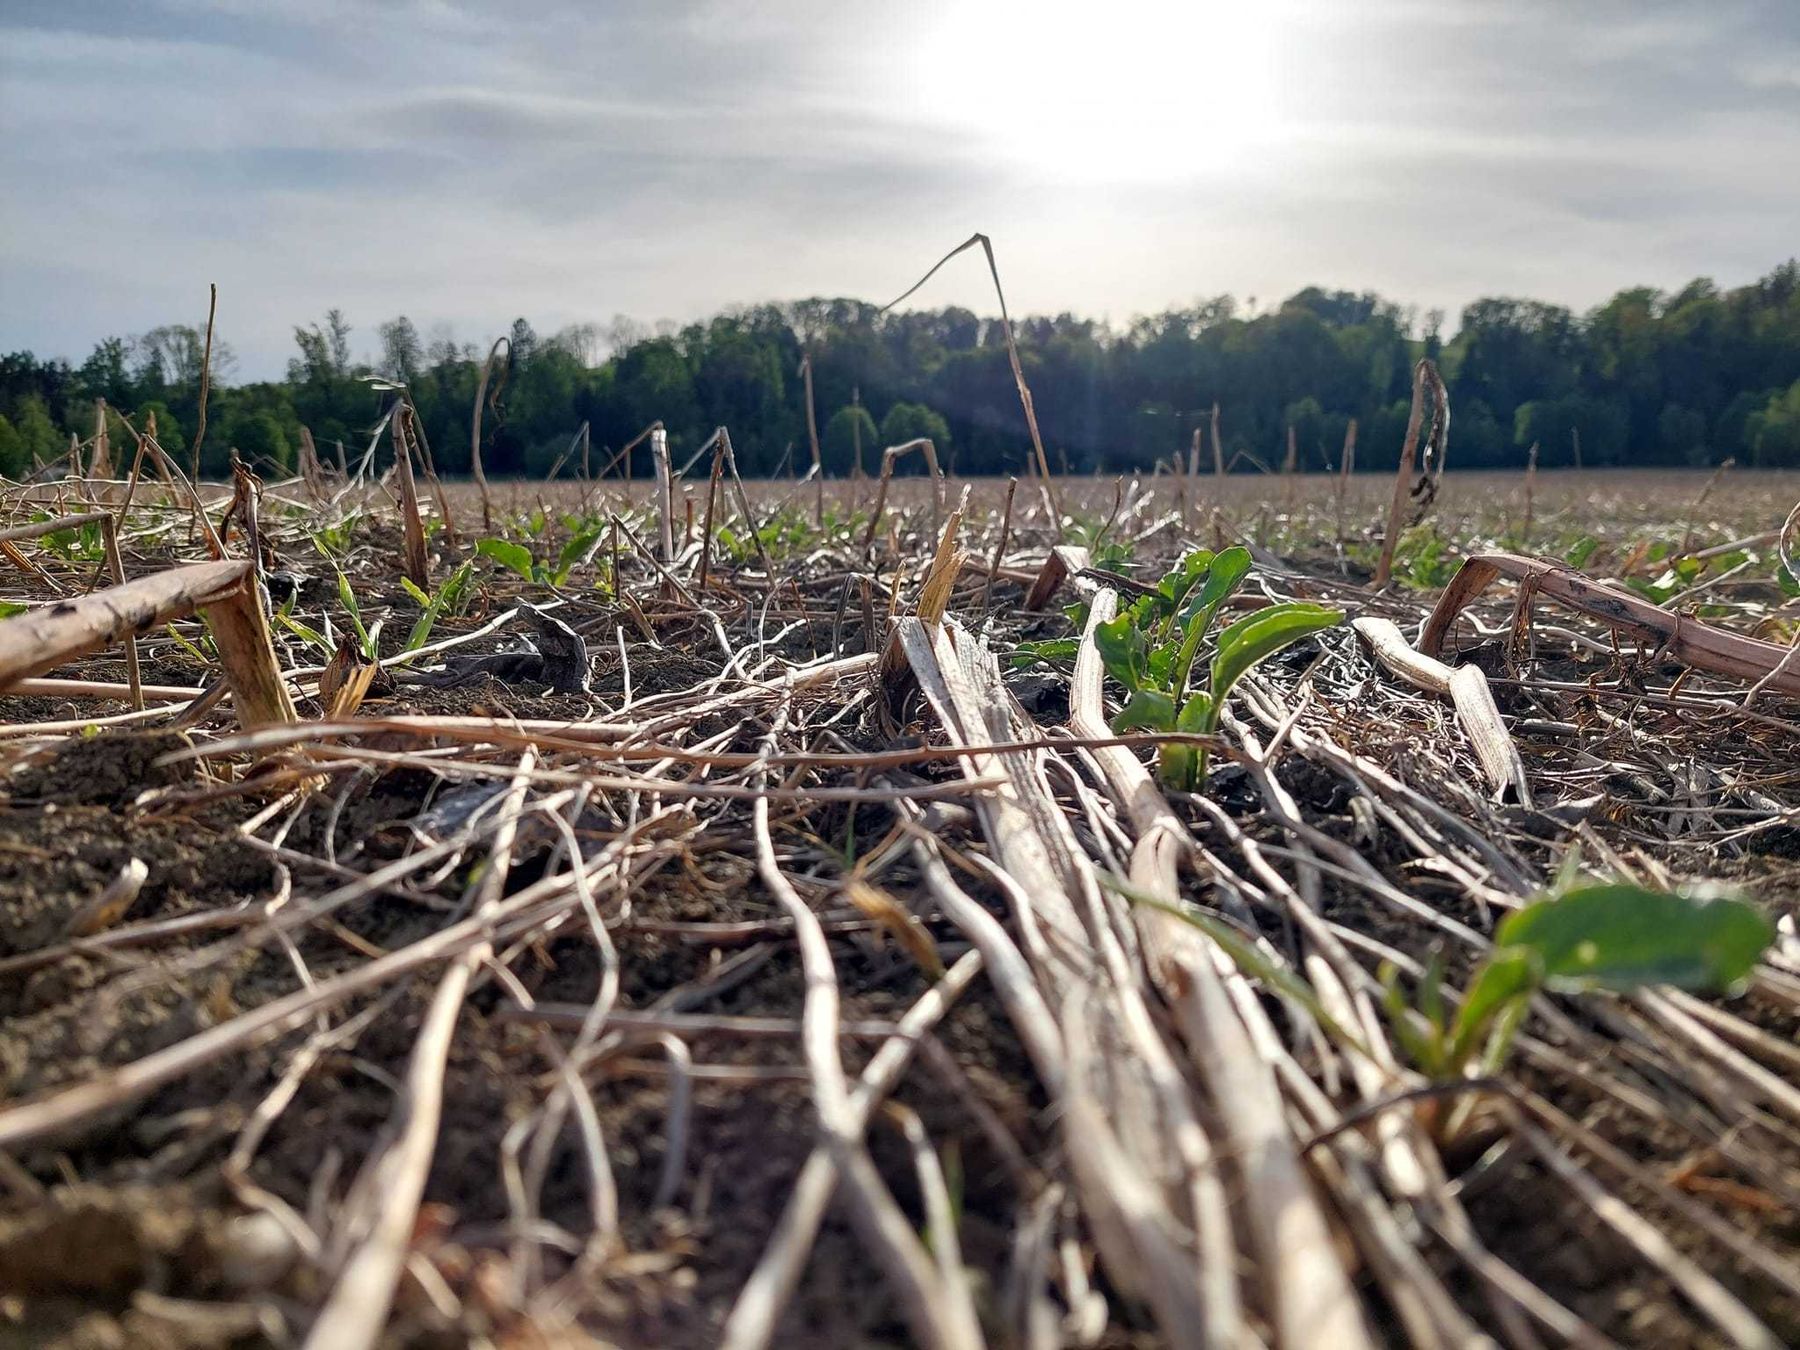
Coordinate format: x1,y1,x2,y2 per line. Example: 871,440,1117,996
822,403,877,474
136,401,184,452
878,401,950,454
77,338,138,407
1745,379,1800,467
12,395,65,466
0,413,26,477
232,410,293,473
377,316,424,385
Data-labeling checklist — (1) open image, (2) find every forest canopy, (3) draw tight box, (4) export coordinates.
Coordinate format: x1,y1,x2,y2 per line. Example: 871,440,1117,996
3,260,1798,481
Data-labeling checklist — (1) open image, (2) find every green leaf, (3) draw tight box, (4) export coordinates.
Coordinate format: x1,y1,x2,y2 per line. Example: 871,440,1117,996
1564,535,1601,568
1381,964,1447,1077
1146,640,1179,687
1170,546,1253,692
1184,546,1251,623
555,524,605,581
1111,688,1176,733
335,570,374,660
1009,637,1081,668
1175,690,1213,732
275,610,332,656
1209,602,1343,708
1446,948,1540,1069
438,559,474,613
404,560,474,653
1156,548,1214,608
0,600,26,619
1094,613,1148,693
400,577,431,608
165,623,211,663
1779,563,1800,599
476,537,535,581
1418,947,1448,1036
1496,882,1774,995
1161,691,1215,789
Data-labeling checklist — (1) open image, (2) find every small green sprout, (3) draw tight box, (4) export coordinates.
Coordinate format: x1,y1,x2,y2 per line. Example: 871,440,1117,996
310,512,361,560
477,525,601,588
1382,876,1774,1084
335,569,381,661
1093,546,1342,789
400,559,474,653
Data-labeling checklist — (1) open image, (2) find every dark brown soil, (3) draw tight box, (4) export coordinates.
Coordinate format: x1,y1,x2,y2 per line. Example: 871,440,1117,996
0,725,1043,1349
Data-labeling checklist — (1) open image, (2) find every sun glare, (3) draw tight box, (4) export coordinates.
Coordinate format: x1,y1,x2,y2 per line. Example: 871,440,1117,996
916,0,1284,183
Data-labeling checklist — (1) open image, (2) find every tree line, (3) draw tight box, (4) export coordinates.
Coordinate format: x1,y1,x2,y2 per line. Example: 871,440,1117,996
4,260,1799,483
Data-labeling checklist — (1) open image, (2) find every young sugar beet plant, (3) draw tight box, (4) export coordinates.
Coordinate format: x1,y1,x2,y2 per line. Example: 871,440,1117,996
1125,852,1773,1144
1087,546,1342,789
1380,862,1774,1092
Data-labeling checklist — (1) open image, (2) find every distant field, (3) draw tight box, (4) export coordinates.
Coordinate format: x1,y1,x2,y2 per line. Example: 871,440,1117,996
454,466,1796,536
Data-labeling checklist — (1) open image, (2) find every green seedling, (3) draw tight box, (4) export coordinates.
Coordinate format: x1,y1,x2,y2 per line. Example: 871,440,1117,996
1562,534,1603,569
1012,545,1223,669
310,513,361,560
335,568,381,661
1381,875,1773,1085
1066,513,1134,572
164,623,215,664
477,526,602,588
275,607,334,660
1093,546,1341,789
1387,525,1460,590
714,506,838,565
400,559,474,653
33,514,106,563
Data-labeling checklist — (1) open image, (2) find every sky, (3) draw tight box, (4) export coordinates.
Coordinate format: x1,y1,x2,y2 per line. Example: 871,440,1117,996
2,0,1798,379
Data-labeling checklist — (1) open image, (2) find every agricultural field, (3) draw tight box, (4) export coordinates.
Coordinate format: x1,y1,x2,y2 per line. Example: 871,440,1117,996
0,444,1797,1350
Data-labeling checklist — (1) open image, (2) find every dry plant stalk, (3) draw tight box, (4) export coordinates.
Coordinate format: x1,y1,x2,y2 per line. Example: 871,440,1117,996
403,402,461,552
651,424,675,565
911,491,966,627
90,399,111,480
1680,457,1735,555
1071,591,1376,1350
189,282,217,484
1422,550,1800,696
297,425,331,501
980,476,1017,615
391,403,431,588
861,438,943,561
882,232,1062,525
1353,616,1532,804
800,352,824,525
1334,416,1358,547
0,560,295,729
1373,358,1449,589
64,858,149,938
1522,441,1539,542
122,412,227,559
470,335,510,531
696,433,727,592
1022,543,1090,611
1210,401,1224,478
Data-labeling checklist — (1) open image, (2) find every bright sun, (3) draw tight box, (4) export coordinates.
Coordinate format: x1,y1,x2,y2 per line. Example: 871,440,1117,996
916,0,1284,184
